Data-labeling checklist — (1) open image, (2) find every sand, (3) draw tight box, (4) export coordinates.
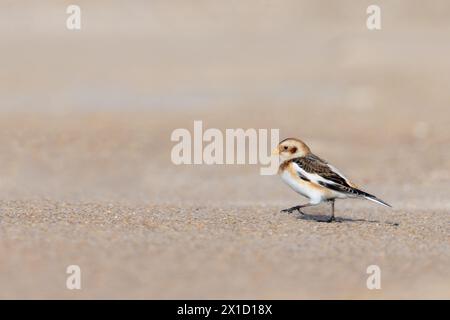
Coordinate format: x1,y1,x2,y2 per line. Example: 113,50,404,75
0,111,448,299
0,1,449,299
0,200,448,299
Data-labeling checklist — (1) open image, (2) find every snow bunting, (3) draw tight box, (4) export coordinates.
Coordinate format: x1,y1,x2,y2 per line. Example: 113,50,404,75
273,138,391,222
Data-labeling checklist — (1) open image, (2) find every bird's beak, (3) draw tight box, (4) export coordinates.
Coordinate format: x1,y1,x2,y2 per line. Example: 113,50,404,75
271,147,280,156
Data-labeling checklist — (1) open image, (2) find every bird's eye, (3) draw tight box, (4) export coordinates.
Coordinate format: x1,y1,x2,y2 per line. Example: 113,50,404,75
283,146,288,150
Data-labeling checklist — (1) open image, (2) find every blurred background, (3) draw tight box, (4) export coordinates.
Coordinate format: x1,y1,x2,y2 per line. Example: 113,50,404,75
1,0,449,203
0,0,449,299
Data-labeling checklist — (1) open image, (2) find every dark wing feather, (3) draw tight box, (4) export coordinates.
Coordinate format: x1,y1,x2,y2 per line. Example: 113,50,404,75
293,154,349,185
293,154,361,195
292,154,391,207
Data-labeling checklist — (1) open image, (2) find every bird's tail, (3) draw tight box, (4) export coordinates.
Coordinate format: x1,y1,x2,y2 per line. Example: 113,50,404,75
356,189,392,208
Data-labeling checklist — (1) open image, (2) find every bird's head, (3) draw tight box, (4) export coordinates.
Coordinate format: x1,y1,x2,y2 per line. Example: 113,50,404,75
272,138,310,161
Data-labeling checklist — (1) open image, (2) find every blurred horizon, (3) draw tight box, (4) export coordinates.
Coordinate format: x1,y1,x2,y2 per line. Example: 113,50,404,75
1,1,450,113
0,0,449,205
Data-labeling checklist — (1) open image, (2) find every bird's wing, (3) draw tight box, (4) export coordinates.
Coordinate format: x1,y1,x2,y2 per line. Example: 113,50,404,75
291,154,392,208
291,154,360,195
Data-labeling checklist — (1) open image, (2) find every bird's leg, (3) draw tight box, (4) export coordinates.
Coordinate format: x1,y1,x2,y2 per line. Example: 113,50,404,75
281,203,314,215
326,200,336,223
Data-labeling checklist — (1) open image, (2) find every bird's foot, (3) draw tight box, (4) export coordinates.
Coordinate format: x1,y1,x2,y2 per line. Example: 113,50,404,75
280,206,305,215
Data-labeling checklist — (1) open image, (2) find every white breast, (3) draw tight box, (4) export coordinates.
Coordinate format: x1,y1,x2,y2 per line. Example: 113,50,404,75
281,170,325,204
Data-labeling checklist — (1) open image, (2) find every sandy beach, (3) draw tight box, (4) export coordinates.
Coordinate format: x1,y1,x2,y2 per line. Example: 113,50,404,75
0,110,448,299
0,1,449,299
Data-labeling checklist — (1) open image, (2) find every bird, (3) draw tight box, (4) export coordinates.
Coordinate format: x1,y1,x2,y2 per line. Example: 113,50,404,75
272,138,391,222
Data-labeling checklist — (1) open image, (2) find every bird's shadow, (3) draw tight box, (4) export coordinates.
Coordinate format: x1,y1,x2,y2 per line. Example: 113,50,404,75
293,213,399,226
